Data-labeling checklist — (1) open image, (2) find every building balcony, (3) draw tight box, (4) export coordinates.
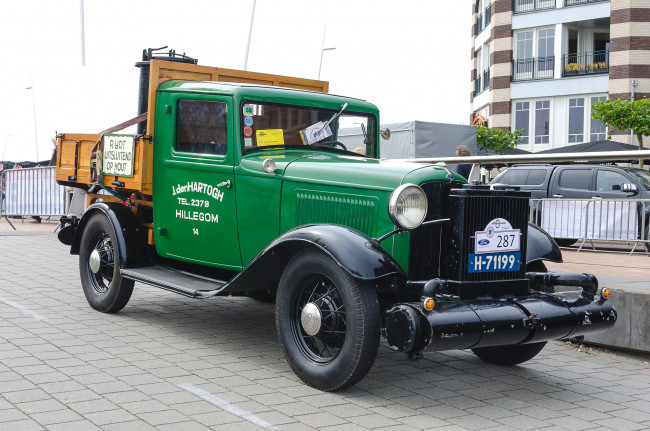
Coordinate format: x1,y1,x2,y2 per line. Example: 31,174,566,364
475,4,492,36
514,0,556,13
565,0,609,6
474,69,490,96
562,51,609,77
512,57,555,81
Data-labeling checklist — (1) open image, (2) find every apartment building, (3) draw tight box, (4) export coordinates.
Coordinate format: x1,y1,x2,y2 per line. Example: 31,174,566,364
470,0,650,152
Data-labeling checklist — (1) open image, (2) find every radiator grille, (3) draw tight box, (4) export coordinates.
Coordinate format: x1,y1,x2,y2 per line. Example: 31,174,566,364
441,187,529,283
408,181,461,280
296,191,377,236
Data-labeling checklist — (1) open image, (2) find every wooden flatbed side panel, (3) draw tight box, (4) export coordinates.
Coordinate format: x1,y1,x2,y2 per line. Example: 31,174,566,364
56,133,152,195
146,60,329,136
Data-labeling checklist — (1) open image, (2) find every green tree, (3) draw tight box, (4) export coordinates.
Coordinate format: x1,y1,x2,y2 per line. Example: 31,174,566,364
475,125,524,154
591,98,650,168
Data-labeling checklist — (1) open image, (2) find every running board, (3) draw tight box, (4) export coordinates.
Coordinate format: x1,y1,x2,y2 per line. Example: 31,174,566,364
122,266,226,298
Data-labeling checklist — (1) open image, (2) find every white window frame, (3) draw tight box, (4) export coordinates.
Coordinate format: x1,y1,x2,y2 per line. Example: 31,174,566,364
512,97,553,151
564,94,608,145
513,27,555,80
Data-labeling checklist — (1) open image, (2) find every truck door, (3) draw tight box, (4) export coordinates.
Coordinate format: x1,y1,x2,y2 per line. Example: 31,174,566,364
592,168,636,199
153,93,241,269
550,167,593,199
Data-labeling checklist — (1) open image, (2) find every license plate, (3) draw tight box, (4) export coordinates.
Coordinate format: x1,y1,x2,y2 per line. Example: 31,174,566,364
468,252,521,273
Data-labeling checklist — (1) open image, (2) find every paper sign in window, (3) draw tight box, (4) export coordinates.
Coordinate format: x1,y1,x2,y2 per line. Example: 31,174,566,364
256,129,284,147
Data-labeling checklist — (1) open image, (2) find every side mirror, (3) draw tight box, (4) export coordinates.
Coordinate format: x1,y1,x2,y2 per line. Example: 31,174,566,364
380,128,391,140
621,183,639,194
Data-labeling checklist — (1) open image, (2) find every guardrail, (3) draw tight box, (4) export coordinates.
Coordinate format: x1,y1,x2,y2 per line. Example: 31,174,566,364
530,198,650,255
1,167,67,230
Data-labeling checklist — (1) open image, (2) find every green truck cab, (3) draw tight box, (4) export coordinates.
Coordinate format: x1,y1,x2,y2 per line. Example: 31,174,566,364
57,51,616,391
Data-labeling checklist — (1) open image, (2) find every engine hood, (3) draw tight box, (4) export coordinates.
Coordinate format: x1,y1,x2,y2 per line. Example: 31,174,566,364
276,152,462,191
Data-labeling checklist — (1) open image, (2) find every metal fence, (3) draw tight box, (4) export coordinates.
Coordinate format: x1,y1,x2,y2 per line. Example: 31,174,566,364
530,198,650,254
1,167,67,226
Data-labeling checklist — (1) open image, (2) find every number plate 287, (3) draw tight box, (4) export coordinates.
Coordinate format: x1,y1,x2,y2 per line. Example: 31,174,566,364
468,252,521,273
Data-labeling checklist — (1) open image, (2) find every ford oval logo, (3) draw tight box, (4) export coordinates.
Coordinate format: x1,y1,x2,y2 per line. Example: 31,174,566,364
478,239,490,246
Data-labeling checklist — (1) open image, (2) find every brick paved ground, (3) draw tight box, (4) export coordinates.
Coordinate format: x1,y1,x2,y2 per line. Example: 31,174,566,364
1,233,650,431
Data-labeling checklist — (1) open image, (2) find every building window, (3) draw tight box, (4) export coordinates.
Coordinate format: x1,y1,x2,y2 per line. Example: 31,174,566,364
513,99,551,147
535,100,550,144
590,96,607,141
568,98,585,143
513,28,555,80
515,102,530,146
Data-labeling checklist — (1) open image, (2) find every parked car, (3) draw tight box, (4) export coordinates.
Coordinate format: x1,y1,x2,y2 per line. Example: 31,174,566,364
491,164,650,249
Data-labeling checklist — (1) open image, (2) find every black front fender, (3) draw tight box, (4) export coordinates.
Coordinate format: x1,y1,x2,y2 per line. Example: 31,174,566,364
526,222,562,265
223,224,407,295
70,202,147,268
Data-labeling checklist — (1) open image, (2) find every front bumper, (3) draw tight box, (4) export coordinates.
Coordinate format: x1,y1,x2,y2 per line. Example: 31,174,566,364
383,271,617,353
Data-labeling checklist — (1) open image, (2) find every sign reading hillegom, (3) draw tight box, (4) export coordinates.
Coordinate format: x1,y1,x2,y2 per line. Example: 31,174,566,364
102,134,135,177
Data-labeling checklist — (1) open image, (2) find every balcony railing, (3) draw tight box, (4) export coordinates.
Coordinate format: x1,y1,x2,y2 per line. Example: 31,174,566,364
562,50,609,77
475,4,492,36
565,0,608,6
474,69,490,96
512,57,555,81
514,0,556,13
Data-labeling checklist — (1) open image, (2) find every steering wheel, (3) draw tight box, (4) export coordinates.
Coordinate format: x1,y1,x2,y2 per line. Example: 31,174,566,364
312,140,347,151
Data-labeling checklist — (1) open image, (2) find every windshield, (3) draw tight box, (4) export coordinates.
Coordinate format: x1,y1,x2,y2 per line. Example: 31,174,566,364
625,168,650,190
240,101,377,157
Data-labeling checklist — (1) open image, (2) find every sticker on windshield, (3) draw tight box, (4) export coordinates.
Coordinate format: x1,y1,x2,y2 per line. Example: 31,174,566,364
244,116,253,126
243,105,254,116
474,218,520,253
300,121,333,145
256,129,285,147
243,126,253,137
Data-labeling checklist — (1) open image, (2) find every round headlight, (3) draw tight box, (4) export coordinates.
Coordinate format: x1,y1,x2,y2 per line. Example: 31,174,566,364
388,184,428,230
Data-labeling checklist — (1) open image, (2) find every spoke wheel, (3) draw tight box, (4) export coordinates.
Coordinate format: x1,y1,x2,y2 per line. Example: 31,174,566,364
276,249,380,391
79,214,134,313
291,275,347,364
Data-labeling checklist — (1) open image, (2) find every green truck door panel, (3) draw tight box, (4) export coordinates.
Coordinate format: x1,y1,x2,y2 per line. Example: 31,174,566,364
153,93,242,269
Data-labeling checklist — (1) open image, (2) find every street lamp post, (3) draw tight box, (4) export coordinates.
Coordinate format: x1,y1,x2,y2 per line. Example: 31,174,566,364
25,82,39,161
318,26,335,80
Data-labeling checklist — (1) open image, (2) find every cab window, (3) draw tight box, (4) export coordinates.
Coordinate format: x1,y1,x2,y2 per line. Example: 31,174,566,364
176,100,228,155
559,169,590,189
596,170,628,191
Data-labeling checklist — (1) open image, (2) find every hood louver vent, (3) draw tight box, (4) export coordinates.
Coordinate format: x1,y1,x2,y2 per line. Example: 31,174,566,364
297,191,377,236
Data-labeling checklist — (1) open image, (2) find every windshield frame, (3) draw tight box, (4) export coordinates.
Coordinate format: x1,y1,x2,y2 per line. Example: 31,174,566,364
624,167,650,190
239,99,378,158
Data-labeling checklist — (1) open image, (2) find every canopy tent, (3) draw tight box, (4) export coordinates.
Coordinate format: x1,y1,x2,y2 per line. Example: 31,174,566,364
536,140,649,163
339,121,478,159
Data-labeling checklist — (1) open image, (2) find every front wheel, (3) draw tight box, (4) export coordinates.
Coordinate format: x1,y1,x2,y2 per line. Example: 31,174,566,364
276,249,380,391
472,342,547,365
79,214,134,313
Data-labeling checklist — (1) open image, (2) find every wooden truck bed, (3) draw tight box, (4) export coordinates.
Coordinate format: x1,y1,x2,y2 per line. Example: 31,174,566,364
56,59,328,197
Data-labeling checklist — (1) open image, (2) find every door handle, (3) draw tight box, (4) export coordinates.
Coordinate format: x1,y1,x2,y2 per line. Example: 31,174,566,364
552,194,563,198
217,179,231,189
593,196,602,199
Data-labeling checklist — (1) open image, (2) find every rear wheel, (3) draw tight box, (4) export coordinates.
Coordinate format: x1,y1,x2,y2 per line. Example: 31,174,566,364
276,249,380,391
472,342,547,365
79,214,134,313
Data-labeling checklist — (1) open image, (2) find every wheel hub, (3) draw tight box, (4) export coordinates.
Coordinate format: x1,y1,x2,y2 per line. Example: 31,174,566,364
89,249,102,274
301,302,322,336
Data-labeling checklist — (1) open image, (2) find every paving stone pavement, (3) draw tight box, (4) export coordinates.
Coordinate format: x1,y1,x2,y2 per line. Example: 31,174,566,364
1,233,649,431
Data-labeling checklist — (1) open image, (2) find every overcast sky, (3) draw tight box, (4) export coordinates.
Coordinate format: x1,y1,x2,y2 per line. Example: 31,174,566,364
0,0,471,162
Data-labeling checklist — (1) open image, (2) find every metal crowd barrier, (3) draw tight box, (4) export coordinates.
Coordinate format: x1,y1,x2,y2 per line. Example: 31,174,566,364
1,167,67,230
530,198,650,255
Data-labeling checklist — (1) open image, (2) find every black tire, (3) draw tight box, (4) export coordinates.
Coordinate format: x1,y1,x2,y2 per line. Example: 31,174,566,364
472,341,547,365
79,214,134,313
526,261,547,272
276,249,380,391
553,238,576,247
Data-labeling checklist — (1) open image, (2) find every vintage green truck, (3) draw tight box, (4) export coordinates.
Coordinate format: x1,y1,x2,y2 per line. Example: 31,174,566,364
56,50,616,391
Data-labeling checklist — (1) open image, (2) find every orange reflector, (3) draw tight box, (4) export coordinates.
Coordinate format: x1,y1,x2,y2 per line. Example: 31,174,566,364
601,288,610,299
423,297,435,311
